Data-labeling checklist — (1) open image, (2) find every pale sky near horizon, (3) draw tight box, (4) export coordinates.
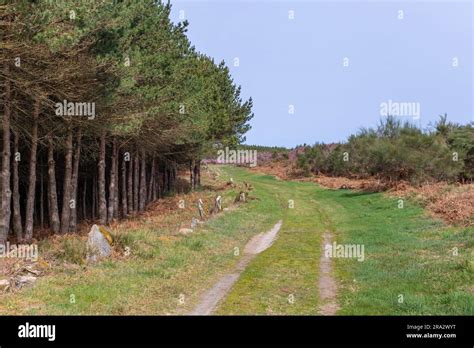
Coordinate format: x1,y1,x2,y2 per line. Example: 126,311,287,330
171,0,473,147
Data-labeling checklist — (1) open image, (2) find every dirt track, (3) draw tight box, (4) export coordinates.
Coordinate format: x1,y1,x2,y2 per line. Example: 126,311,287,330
190,220,283,315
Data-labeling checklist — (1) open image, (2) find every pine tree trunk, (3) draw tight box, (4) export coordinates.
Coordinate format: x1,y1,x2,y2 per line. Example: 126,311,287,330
121,153,128,217
60,128,73,233
139,153,147,211
197,160,201,186
0,63,12,245
127,154,133,213
163,165,167,194
107,139,117,223
147,157,156,203
47,134,60,233
92,174,97,221
167,167,171,192
68,129,82,232
12,121,22,241
193,162,198,189
152,160,158,201
98,132,107,224
113,145,119,219
190,160,194,190
40,165,44,229
133,153,139,212
158,170,162,198
157,169,162,199
173,165,177,190
82,178,87,221
24,98,40,241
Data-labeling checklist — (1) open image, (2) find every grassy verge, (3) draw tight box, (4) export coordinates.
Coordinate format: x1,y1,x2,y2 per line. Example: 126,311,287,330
0,166,277,315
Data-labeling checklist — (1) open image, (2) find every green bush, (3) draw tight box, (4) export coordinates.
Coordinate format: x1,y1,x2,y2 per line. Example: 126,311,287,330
297,116,473,183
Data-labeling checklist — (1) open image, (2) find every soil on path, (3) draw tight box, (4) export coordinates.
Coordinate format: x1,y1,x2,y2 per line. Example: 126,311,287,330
318,231,340,315
190,220,283,315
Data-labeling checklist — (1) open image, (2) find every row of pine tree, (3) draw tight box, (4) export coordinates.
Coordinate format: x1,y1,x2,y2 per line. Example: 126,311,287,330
0,0,254,244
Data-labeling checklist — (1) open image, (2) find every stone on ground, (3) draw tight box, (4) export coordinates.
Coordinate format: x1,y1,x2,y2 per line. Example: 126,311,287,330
86,224,112,263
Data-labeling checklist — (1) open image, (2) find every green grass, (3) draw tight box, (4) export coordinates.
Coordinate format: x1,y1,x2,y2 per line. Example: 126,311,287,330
318,189,474,315
1,166,472,315
0,166,281,315
217,167,473,315
216,171,324,314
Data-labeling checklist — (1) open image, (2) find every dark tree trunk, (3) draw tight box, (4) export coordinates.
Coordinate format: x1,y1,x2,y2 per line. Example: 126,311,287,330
158,170,162,198
68,129,82,232
12,120,22,241
133,153,139,212
190,160,194,190
0,63,12,245
163,165,167,194
139,152,146,211
193,162,198,189
174,165,178,190
60,128,73,233
40,164,44,229
47,134,60,233
152,159,158,201
127,153,133,214
82,178,87,221
197,160,201,186
24,98,40,240
174,165,177,188
166,166,171,192
147,157,156,203
121,153,128,217
113,145,119,219
107,139,117,223
92,174,97,221
98,132,107,224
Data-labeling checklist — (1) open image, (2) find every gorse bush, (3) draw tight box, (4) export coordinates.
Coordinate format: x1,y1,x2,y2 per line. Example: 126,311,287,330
297,116,473,184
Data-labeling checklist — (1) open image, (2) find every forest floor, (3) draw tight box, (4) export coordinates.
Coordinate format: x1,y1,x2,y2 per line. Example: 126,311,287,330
0,165,472,315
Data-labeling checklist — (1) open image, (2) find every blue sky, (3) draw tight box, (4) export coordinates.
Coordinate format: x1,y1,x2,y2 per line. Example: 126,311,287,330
171,0,473,147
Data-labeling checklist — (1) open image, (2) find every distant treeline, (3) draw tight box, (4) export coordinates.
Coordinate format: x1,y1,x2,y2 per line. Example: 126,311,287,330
297,115,474,184
0,1,253,244
238,145,289,153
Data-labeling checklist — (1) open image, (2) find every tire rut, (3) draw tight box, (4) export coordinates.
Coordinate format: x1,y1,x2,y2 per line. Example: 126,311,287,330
189,220,283,315
318,231,340,315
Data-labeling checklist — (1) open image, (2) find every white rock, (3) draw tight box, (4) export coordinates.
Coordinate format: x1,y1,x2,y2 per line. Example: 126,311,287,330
86,224,112,263
16,275,37,288
0,279,10,291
